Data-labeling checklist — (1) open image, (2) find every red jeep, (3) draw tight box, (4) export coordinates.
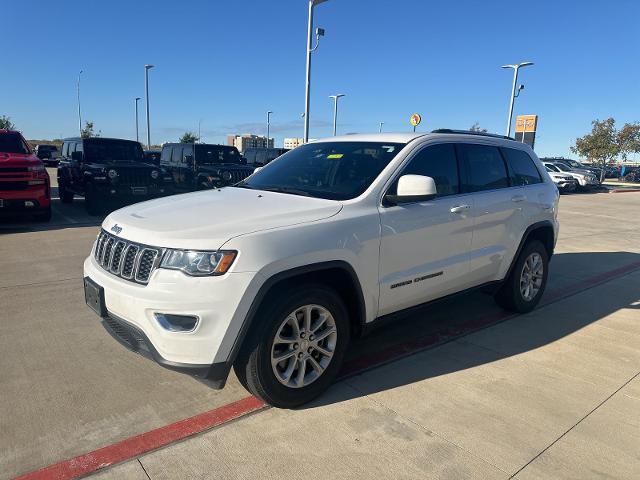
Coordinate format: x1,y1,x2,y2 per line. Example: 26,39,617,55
0,130,51,221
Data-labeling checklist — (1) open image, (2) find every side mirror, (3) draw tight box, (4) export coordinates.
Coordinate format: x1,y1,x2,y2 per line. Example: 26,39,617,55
71,151,83,162
183,154,194,164
386,174,437,205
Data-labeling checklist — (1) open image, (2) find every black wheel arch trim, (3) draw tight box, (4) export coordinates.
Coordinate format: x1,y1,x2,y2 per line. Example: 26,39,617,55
226,260,367,368
505,220,555,281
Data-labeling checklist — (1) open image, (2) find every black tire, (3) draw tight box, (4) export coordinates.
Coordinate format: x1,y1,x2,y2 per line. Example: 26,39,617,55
33,206,52,222
84,186,101,216
234,284,350,408
495,240,549,313
58,180,74,203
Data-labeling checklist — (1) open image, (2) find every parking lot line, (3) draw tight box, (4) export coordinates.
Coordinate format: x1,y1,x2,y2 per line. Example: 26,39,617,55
13,259,640,480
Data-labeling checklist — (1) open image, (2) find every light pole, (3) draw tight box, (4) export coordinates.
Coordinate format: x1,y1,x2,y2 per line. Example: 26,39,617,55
77,70,83,136
379,122,384,133
198,119,202,142
267,110,273,147
303,0,328,143
502,61,533,137
134,97,141,142
144,64,154,149
329,94,345,136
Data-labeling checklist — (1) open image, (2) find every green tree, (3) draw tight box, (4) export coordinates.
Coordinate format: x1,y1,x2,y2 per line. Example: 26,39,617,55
81,121,99,138
179,132,199,143
0,115,15,130
618,122,640,160
571,118,620,182
469,122,487,133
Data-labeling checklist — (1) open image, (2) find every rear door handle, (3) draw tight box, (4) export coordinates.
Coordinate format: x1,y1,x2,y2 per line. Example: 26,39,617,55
450,204,471,214
511,195,526,203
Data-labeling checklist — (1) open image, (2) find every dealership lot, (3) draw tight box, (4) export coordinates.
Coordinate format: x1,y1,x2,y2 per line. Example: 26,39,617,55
1,183,639,479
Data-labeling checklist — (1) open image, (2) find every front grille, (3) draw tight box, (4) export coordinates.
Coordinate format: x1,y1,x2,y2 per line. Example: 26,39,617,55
94,230,163,285
226,169,252,184
116,167,155,187
0,167,28,173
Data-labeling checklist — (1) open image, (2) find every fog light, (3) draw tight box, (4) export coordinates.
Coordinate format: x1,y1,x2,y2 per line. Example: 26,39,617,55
154,313,199,332
25,201,35,207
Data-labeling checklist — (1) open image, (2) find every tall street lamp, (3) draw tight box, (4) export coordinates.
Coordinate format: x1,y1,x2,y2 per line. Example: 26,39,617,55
502,61,533,137
134,97,141,142
144,64,154,149
329,94,345,136
303,0,328,143
77,70,83,136
267,110,273,147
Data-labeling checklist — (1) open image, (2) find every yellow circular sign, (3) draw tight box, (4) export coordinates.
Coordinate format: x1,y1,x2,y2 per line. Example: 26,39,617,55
409,113,422,127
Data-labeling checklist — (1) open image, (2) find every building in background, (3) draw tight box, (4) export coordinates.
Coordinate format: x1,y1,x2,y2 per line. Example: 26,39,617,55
283,138,304,149
227,134,273,153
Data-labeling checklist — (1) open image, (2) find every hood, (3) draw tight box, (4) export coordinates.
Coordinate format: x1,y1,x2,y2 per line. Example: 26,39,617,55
0,152,41,168
103,187,343,250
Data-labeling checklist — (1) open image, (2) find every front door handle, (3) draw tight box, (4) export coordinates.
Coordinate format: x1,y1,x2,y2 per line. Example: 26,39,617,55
450,204,471,214
512,194,526,203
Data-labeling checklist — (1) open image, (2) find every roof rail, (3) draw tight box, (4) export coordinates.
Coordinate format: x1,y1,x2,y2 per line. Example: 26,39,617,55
431,129,515,141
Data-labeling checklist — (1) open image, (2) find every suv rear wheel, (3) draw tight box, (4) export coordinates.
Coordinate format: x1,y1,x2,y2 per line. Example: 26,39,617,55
495,240,548,313
234,284,350,408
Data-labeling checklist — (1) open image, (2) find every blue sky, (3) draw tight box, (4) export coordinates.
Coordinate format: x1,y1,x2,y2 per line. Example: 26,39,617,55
3,0,639,156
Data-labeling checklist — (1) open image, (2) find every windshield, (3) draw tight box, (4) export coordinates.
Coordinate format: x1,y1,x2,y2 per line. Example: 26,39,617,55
555,163,571,172
236,141,404,200
84,139,144,162
195,145,241,164
0,133,31,154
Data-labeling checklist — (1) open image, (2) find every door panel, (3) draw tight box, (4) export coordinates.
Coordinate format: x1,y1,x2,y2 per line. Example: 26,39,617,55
377,143,473,316
457,143,526,284
378,197,474,315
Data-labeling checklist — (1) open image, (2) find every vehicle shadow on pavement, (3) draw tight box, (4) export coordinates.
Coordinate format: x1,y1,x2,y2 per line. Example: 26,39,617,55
305,251,640,409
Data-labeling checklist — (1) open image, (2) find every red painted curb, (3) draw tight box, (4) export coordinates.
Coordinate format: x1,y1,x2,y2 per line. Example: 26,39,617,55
14,260,640,480
609,188,640,193
14,396,266,480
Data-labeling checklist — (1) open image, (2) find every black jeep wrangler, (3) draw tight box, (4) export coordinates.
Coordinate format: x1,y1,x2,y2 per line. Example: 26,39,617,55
160,143,254,191
57,137,173,215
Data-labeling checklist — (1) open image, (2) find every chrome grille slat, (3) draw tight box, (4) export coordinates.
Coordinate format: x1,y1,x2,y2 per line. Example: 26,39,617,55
93,229,161,285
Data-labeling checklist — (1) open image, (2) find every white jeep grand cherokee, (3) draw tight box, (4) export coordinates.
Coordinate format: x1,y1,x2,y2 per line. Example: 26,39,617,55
84,130,559,408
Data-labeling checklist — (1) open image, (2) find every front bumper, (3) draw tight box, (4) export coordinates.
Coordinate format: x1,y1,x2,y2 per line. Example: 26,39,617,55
0,184,50,212
83,253,258,386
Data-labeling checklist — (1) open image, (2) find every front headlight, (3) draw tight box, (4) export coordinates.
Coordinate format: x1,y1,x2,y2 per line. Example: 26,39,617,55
160,249,237,276
107,169,118,179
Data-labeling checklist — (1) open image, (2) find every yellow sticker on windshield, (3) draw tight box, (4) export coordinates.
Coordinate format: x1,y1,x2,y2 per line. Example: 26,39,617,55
327,153,344,159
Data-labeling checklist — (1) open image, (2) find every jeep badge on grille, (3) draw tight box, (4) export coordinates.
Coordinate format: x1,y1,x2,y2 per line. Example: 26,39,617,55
111,224,123,234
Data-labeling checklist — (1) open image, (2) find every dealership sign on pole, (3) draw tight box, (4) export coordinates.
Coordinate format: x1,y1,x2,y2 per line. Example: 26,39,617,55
515,114,538,149
409,113,422,132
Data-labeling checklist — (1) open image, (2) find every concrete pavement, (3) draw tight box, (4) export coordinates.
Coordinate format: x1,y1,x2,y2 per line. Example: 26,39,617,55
2,189,639,479
85,192,640,480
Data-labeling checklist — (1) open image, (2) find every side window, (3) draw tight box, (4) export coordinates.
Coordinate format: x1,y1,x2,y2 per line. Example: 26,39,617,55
182,144,193,162
171,146,182,164
62,142,69,157
502,148,542,186
160,147,171,165
458,144,509,192
75,141,83,153
391,143,459,196
69,142,77,155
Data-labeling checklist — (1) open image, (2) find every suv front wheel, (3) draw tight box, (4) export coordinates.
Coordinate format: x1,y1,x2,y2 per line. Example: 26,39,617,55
495,240,549,313
234,284,350,408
